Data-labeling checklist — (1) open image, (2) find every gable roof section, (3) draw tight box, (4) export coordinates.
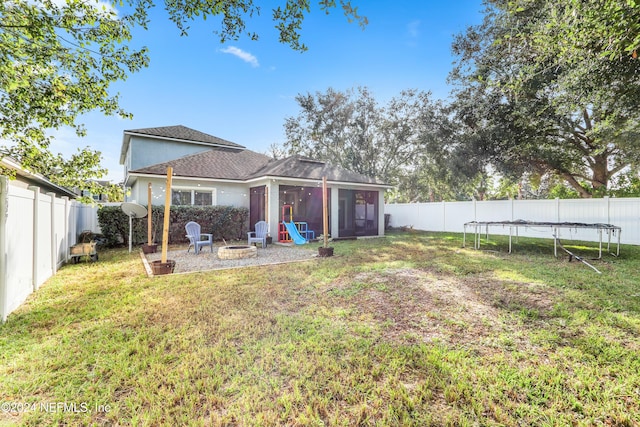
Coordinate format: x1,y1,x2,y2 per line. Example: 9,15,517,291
120,125,244,164
130,147,390,186
247,155,390,186
131,148,272,181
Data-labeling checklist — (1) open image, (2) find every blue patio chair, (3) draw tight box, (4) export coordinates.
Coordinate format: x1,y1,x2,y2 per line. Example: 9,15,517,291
185,221,213,254
248,221,269,248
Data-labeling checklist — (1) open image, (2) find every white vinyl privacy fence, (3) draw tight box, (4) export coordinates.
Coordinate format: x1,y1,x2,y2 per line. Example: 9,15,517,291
385,197,640,246
0,177,84,321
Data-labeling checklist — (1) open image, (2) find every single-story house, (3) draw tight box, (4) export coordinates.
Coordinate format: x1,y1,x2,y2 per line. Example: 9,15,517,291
120,125,391,241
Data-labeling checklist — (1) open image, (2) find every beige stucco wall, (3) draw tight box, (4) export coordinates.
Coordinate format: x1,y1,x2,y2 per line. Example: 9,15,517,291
127,176,250,210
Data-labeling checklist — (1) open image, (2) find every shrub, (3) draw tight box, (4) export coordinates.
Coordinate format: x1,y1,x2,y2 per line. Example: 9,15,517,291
97,205,249,247
96,206,129,247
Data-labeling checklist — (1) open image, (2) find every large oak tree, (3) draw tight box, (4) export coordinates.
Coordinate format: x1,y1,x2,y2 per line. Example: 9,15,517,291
450,0,640,197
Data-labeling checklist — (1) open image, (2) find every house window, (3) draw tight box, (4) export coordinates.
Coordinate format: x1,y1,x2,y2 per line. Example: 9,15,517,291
194,191,212,206
172,190,192,205
172,189,214,205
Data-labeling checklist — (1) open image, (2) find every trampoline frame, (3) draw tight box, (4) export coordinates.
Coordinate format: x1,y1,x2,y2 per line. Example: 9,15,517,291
462,220,621,258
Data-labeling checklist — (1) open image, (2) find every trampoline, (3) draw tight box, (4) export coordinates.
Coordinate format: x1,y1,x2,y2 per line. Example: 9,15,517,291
463,220,621,259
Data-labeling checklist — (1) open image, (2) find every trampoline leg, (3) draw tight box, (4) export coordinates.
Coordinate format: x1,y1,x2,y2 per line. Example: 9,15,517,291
598,229,603,259
463,225,467,248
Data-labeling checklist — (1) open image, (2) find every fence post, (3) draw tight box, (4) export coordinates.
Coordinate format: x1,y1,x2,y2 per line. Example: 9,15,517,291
70,201,77,245
62,196,69,264
605,196,610,224
556,197,560,223
442,200,446,231
0,176,9,322
47,192,57,274
473,198,477,222
511,198,515,221
28,186,40,291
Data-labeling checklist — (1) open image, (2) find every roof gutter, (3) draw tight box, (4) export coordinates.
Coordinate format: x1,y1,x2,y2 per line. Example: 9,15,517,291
126,172,247,185
128,171,392,189
244,175,394,189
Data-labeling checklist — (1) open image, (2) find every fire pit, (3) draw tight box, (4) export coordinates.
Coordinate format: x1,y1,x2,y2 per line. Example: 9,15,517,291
218,245,258,260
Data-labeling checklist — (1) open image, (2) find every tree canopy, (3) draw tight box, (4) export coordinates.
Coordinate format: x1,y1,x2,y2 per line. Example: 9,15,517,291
512,0,640,61
449,0,640,197
278,86,484,202
0,0,365,199
282,87,436,183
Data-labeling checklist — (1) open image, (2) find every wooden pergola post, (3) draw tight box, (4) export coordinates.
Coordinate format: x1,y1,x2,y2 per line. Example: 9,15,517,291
147,183,153,246
322,176,328,248
161,167,173,263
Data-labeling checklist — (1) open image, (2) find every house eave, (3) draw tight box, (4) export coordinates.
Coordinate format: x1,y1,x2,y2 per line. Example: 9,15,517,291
126,172,392,189
1,157,77,198
119,133,131,165
126,172,247,185
245,175,393,189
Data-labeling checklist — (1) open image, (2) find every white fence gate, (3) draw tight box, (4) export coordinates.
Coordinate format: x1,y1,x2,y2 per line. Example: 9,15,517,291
0,177,82,321
385,197,640,246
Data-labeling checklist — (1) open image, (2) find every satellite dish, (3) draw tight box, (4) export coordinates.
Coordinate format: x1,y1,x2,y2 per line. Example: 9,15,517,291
121,202,148,253
121,202,147,218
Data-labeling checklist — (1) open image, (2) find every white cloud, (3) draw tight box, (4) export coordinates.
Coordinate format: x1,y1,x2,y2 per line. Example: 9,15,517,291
407,20,421,38
220,46,259,68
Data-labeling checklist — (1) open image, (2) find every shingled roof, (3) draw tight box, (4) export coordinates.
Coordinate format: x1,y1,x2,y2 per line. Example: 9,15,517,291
131,150,389,185
120,125,243,163
131,148,271,180
125,125,243,148
247,155,389,185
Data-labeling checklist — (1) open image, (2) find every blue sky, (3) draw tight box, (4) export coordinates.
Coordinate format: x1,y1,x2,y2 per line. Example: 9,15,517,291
51,1,486,182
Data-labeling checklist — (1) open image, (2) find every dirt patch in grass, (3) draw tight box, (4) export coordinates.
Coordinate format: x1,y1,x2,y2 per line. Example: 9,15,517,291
325,267,560,351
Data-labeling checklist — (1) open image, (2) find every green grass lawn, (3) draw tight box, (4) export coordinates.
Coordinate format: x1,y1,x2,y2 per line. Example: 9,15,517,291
1,231,639,426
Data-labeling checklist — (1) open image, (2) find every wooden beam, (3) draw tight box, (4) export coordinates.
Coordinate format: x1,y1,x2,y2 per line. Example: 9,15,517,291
161,167,173,263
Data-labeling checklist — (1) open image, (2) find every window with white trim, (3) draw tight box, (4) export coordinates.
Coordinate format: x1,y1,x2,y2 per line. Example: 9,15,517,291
172,188,215,206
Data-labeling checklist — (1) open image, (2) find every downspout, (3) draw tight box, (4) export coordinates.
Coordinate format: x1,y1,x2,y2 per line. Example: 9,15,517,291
0,176,9,322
